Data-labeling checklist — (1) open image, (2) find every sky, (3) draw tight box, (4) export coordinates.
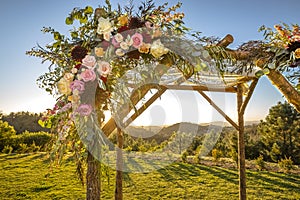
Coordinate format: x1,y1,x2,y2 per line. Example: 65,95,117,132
0,0,299,125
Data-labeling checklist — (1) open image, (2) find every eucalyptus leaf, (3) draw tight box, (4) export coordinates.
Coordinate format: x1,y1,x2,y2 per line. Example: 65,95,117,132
255,70,265,78
80,16,88,24
54,32,61,40
98,79,106,90
84,6,94,14
268,62,276,69
263,68,270,75
65,17,73,25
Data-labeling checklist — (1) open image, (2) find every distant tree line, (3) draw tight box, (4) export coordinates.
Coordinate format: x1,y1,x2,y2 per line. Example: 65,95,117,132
1,112,50,134
189,102,300,165
1,102,298,165
0,112,52,153
108,102,300,165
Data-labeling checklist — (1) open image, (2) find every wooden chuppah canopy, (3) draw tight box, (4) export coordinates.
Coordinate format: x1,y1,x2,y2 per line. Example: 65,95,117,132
101,67,258,200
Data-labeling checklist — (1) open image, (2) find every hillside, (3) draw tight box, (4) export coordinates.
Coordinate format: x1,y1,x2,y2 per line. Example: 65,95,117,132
126,122,221,143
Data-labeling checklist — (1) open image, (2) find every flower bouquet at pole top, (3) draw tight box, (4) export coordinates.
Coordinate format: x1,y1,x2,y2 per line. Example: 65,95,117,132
258,23,300,68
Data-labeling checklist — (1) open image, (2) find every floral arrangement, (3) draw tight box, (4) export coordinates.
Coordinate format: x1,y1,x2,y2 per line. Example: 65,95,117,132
25,0,201,164
31,0,188,128
259,23,300,68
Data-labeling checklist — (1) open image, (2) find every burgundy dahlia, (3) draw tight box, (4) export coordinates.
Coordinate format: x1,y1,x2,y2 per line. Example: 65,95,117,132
128,17,145,29
287,41,300,52
71,45,88,61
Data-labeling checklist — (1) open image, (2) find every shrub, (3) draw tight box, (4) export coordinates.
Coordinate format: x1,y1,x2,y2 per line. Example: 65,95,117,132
181,151,188,163
17,143,29,154
0,131,52,153
230,149,238,166
28,142,41,152
278,157,294,173
212,149,222,161
2,145,13,154
255,154,266,171
19,131,52,148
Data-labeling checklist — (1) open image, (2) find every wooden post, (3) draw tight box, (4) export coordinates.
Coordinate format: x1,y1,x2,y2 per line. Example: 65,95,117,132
115,127,123,200
237,84,246,200
86,152,101,200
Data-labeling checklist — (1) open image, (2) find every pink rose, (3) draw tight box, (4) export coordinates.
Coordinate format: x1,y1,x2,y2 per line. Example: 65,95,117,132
70,80,85,93
97,61,111,77
59,103,72,113
82,55,96,68
80,69,96,82
76,104,93,116
131,33,143,48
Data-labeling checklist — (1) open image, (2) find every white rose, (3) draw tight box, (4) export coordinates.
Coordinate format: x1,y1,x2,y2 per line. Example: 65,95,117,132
114,33,124,43
103,32,111,41
116,48,125,57
150,39,169,58
57,78,72,95
97,61,111,77
97,17,113,35
120,41,129,50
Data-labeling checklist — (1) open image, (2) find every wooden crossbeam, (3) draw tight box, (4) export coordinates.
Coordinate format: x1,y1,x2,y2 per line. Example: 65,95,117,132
102,84,157,136
196,90,239,130
163,84,237,93
123,87,167,127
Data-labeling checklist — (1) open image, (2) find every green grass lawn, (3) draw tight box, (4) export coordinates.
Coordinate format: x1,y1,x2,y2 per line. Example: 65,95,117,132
0,153,299,199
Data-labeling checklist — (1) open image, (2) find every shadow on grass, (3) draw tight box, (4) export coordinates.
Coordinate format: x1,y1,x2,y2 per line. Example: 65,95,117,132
157,163,239,186
247,171,300,192
267,171,300,183
0,153,28,160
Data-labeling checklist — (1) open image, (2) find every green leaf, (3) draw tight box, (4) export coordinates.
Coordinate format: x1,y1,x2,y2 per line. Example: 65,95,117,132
84,6,94,14
54,32,61,40
38,119,45,127
263,68,270,75
71,32,78,38
255,70,265,78
65,17,73,25
53,41,61,48
80,16,88,24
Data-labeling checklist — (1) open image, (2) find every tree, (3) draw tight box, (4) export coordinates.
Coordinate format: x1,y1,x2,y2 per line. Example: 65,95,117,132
258,102,300,164
2,112,49,134
0,120,16,140
0,120,16,150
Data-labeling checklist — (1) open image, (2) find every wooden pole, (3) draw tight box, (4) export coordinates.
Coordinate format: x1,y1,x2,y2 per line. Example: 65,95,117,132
115,127,123,200
237,84,246,200
86,152,101,200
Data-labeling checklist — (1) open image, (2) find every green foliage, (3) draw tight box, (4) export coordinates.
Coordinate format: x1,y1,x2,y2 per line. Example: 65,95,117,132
0,131,52,153
270,142,281,162
255,154,266,171
0,120,16,139
211,149,222,161
258,101,300,164
2,145,13,154
17,143,29,154
278,157,294,173
2,112,50,134
181,151,188,163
